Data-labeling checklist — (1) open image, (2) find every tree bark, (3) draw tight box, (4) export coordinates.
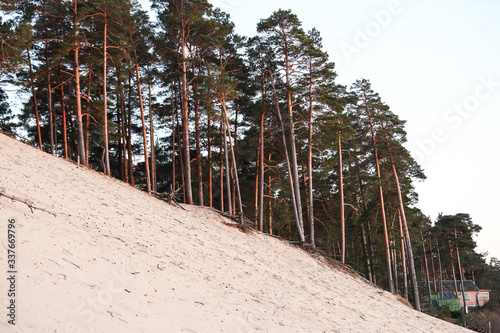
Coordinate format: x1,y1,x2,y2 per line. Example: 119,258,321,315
338,132,345,263
46,48,54,155
72,0,85,165
436,235,444,307
171,84,177,189
448,239,460,296
429,239,437,293
284,45,304,237
257,111,265,232
147,68,156,192
391,164,420,310
269,72,305,243
455,230,467,314
398,213,409,301
421,231,433,309
61,84,68,159
194,86,203,206
136,63,151,192
223,119,232,214
127,72,134,185
207,113,212,207
102,21,111,175
307,86,315,248
222,102,243,216
27,49,42,150
365,100,393,293
180,34,193,204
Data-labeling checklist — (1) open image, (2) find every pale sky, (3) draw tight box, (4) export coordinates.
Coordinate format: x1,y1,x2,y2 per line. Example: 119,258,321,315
198,0,500,261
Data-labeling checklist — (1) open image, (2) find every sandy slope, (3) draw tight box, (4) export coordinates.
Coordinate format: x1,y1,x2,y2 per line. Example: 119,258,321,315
0,133,470,333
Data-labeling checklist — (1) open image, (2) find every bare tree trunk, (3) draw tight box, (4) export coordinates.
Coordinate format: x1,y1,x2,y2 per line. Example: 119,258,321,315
61,84,68,159
421,230,433,309
136,63,151,192
195,102,203,205
338,133,345,262
307,93,315,248
449,239,460,296
27,49,43,150
355,155,375,283
364,102,393,293
219,119,224,212
85,112,90,165
257,111,265,232
102,20,111,175
455,230,467,314
392,247,399,294
46,50,55,155
398,213,408,300
177,114,185,203
223,119,232,214
269,72,305,243
127,72,134,185
180,38,193,204
360,222,373,283
284,46,305,237
391,164,420,310
436,235,444,307
147,68,156,192
171,84,177,189
222,102,243,216
429,239,437,293
72,1,85,165
208,114,213,207
193,80,203,205
117,73,129,183
268,171,273,235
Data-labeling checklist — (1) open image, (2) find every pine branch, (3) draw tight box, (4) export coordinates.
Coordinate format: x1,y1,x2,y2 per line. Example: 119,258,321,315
0,190,57,217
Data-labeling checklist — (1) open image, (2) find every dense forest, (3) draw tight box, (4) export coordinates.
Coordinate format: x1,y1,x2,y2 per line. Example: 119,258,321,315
1,0,498,321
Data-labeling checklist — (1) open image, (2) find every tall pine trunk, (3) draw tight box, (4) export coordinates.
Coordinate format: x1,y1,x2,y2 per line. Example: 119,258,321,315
207,113,213,207
136,63,151,192
72,1,85,165
421,231,433,309
270,72,305,243
147,68,156,192
307,86,315,248
223,119,232,214
45,47,54,155
180,37,193,204
285,54,304,237
257,111,265,232
61,84,68,159
391,164,420,310
222,102,243,216
365,100,393,293
338,132,345,263
103,20,111,175
194,84,203,206
398,213,409,301
27,49,42,150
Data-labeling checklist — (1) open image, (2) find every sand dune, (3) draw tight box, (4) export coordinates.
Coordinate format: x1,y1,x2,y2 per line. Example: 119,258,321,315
0,133,470,332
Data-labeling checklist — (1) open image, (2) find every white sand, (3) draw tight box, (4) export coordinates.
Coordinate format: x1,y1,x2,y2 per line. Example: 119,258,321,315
0,133,471,333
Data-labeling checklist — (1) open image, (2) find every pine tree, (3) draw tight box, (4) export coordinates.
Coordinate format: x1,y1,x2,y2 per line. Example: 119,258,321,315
152,0,213,204
257,9,309,243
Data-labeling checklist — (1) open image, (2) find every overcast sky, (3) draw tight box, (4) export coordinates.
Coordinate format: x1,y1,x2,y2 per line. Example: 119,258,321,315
191,0,500,261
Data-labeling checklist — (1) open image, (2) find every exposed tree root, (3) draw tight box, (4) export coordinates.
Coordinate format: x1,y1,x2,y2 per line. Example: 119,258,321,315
152,185,186,210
